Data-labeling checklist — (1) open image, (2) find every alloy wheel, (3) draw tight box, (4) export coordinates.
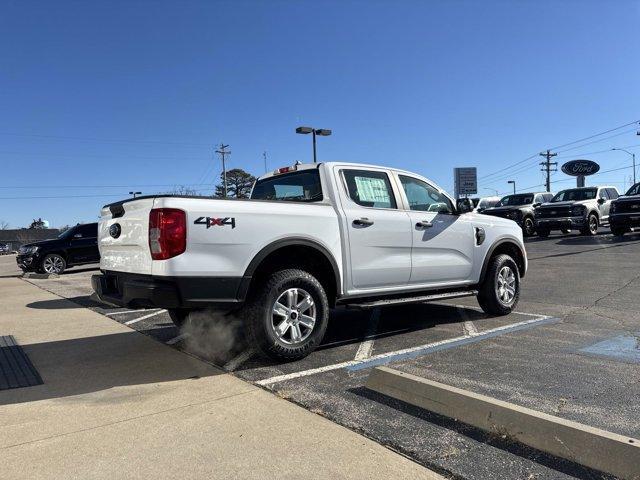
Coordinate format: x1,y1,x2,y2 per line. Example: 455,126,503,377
271,287,316,345
43,255,64,274
496,266,516,305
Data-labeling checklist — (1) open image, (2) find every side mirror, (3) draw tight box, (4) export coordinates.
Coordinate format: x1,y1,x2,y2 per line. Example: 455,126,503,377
597,198,605,205
532,202,541,208
456,198,473,214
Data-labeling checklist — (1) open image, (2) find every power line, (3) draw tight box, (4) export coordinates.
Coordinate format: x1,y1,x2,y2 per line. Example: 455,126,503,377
539,150,558,192
555,128,639,154
479,119,639,181
0,182,214,190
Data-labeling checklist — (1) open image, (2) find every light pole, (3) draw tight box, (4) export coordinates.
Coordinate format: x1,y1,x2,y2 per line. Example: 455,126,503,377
483,187,499,195
507,180,516,194
612,148,636,185
129,191,142,198
296,126,332,163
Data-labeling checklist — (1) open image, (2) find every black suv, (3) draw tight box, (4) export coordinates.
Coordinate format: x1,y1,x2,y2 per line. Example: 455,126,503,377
609,182,640,236
481,192,553,236
16,223,100,274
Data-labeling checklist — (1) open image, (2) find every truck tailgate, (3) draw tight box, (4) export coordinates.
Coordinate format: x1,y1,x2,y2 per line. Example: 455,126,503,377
98,198,155,274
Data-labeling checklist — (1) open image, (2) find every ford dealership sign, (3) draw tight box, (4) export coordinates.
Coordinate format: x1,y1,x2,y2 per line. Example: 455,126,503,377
561,159,600,177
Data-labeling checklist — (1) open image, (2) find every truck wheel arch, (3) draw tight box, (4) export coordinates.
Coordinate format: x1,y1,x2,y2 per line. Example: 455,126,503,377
479,240,526,284
240,239,341,306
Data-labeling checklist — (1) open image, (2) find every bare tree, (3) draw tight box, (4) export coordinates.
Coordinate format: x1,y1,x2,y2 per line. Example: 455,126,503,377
0,220,8,230
167,185,199,196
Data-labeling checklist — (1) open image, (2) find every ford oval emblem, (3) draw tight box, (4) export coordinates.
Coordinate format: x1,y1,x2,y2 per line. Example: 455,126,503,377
561,159,600,177
109,223,121,239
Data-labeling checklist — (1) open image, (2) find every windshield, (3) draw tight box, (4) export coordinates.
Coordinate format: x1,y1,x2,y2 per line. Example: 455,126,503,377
498,194,533,206
626,183,640,196
251,169,323,202
551,188,597,202
57,227,75,239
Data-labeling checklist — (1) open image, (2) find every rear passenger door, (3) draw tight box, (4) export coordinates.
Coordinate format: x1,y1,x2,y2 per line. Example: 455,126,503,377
69,224,99,264
338,168,412,290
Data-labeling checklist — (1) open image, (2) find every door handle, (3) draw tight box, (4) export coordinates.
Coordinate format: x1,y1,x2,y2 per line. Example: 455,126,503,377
415,220,433,229
353,218,374,227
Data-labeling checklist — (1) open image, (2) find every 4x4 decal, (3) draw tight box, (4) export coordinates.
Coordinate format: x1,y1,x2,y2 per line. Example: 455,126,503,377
194,217,236,229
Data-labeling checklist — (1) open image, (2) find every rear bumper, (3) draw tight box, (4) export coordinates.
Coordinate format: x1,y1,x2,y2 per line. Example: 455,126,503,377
92,270,250,310
534,216,585,230
610,213,640,228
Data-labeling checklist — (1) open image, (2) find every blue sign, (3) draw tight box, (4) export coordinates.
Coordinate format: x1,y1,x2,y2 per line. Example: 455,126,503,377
561,159,600,177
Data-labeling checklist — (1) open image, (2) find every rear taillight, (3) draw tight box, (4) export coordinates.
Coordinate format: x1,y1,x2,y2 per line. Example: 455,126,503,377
149,208,186,260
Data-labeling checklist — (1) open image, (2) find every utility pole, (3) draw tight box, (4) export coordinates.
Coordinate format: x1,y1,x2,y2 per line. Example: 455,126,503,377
539,150,558,192
263,151,268,173
216,144,230,198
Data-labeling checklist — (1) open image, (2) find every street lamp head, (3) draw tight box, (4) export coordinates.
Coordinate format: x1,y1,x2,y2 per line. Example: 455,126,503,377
507,180,515,184
296,126,313,135
315,129,332,136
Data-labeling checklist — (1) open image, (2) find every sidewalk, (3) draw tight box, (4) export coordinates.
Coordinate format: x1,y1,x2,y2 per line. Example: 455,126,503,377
0,277,442,480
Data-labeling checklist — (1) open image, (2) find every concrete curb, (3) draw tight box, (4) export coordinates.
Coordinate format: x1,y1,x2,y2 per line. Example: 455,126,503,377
366,366,640,480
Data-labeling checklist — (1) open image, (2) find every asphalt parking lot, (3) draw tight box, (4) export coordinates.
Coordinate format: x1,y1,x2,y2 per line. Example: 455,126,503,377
4,227,640,480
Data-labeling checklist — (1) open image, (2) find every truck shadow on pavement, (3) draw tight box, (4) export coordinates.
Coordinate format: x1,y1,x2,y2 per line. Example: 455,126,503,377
350,387,614,480
0,331,221,406
26,296,114,310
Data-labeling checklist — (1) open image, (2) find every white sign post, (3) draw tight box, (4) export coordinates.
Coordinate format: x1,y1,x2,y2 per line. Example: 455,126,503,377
454,167,477,198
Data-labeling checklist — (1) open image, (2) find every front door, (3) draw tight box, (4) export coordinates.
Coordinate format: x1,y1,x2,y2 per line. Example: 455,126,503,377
396,174,474,285
338,168,412,290
68,224,99,263
597,188,611,222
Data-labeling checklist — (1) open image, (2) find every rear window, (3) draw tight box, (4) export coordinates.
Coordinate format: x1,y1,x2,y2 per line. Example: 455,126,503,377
251,169,323,202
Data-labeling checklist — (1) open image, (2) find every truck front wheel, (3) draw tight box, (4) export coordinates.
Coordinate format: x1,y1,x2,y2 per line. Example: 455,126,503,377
242,268,329,361
477,254,520,316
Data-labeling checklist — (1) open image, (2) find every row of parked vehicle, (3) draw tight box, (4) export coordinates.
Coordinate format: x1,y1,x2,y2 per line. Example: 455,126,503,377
478,182,640,237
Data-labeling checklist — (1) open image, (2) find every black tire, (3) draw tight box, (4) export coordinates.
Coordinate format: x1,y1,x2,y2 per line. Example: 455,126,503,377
610,225,628,237
580,213,598,236
39,253,66,274
522,216,535,237
168,309,190,328
477,254,520,316
536,227,550,238
241,268,329,361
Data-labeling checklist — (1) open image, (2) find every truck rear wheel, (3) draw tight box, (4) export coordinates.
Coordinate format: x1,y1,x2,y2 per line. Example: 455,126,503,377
580,214,598,236
477,254,520,316
242,268,329,361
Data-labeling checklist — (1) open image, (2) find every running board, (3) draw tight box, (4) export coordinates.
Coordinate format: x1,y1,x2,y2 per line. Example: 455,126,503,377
345,290,478,309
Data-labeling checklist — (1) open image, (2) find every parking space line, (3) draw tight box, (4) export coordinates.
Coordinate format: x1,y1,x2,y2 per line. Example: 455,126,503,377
106,308,162,316
166,332,190,345
256,314,558,386
462,321,479,336
124,309,167,325
354,308,381,361
223,350,254,372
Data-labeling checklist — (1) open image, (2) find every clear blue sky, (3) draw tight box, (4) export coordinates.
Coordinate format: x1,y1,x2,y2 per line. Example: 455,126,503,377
1,0,639,228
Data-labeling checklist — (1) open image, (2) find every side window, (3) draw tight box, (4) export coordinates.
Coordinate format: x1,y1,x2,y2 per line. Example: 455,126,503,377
342,170,397,209
607,188,619,200
533,195,543,204
545,194,554,202
398,175,454,214
598,189,609,200
76,224,97,238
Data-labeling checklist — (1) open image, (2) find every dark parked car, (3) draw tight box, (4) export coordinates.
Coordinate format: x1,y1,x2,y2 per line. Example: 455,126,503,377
481,192,554,236
16,223,99,274
609,182,640,237
534,186,619,237
0,243,10,254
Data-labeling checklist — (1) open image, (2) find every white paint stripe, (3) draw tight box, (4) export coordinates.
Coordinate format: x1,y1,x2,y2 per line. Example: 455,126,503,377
124,309,166,325
462,321,479,336
166,332,190,345
256,314,552,386
223,350,254,372
106,308,161,316
354,308,381,361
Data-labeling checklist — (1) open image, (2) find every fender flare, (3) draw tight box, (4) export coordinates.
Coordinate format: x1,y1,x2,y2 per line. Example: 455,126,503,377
478,239,526,284
239,238,342,300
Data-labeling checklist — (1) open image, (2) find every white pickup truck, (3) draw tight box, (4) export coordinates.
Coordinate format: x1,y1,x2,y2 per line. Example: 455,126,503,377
92,162,527,360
